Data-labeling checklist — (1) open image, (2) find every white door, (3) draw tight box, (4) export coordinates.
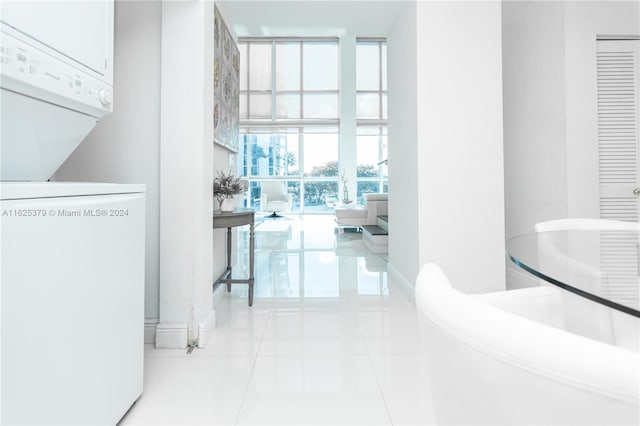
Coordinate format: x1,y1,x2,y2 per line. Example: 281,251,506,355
597,39,640,221
596,39,640,324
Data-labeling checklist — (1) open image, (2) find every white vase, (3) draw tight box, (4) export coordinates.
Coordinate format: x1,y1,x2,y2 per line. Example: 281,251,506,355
220,198,235,213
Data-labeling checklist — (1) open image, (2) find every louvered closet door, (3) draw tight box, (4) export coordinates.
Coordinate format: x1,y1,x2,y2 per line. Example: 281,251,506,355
597,39,640,315
597,39,640,220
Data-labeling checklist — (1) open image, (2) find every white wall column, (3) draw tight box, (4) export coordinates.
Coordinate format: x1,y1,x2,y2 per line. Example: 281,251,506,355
415,1,506,293
340,36,357,202
157,1,215,348
502,1,568,240
387,1,419,292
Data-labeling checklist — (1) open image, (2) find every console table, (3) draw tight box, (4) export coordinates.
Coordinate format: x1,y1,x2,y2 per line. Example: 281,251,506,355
212,208,255,306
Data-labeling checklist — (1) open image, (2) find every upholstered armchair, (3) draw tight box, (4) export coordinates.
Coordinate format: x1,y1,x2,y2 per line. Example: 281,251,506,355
416,263,640,425
261,181,293,218
334,193,388,228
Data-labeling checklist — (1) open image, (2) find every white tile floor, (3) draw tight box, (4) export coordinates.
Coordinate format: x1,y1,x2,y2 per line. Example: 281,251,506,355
120,216,436,425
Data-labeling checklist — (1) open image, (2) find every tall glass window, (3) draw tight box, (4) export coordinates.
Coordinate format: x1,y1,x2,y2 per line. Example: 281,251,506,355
356,39,387,203
356,126,387,202
238,38,340,214
240,39,339,123
237,126,340,213
356,39,387,120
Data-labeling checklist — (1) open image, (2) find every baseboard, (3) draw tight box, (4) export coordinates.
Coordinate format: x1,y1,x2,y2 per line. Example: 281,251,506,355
387,262,415,305
155,322,189,349
144,318,159,345
197,310,216,348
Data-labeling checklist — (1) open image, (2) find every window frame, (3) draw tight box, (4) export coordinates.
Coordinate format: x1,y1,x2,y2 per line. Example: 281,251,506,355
239,38,342,214
356,38,387,122
355,38,388,202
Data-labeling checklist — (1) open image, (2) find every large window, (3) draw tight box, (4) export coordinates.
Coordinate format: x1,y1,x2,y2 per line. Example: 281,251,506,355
356,39,387,120
240,39,339,122
237,127,340,213
238,38,340,213
356,126,388,200
237,37,388,213
356,39,387,203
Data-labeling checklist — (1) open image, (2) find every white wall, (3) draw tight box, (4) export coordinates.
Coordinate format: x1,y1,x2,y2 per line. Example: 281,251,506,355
564,1,640,219
387,1,419,291
55,0,162,342
415,1,505,294
156,1,215,348
502,1,639,288
502,1,568,242
387,1,506,294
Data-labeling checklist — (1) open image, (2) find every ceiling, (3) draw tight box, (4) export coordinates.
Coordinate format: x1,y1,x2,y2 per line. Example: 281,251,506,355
216,0,405,38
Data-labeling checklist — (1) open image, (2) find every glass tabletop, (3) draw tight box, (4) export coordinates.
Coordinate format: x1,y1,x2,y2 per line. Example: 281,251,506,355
506,230,640,318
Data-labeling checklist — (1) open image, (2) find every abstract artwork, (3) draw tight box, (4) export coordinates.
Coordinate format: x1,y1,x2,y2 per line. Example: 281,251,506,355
214,5,239,151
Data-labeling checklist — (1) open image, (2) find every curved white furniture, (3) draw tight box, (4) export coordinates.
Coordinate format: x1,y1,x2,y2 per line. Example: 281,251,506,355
535,218,640,232
334,193,388,227
416,263,640,425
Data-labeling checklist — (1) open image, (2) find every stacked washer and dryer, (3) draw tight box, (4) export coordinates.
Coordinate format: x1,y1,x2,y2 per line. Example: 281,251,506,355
1,2,145,424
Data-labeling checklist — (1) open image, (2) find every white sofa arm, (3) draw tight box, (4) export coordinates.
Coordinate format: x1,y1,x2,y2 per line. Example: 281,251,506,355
416,263,640,425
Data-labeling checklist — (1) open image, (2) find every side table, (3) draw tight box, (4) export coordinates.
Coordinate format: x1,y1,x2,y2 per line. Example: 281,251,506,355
212,208,255,306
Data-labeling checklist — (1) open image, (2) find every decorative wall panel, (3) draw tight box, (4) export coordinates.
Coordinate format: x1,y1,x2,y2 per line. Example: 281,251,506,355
214,5,239,151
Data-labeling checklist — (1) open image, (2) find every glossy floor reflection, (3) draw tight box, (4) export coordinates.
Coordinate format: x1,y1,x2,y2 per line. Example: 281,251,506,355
120,215,435,425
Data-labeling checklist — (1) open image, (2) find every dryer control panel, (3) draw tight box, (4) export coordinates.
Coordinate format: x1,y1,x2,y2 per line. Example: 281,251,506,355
0,27,113,118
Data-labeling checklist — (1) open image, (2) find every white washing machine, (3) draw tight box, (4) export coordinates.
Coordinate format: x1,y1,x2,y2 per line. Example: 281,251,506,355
1,2,145,424
1,183,145,424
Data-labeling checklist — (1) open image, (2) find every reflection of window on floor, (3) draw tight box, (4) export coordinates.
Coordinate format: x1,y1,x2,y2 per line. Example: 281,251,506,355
357,258,389,296
234,218,388,299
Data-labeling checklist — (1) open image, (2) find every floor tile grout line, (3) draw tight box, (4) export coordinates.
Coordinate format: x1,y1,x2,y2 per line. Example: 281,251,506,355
232,306,272,426
232,216,397,424
361,325,395,425
351,304,394,426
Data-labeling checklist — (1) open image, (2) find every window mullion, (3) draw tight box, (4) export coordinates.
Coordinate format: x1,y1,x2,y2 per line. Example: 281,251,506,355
378,41,383,120
246,43,251,118
271,41,276,123
299,127,305,212
299,42,304,119
378,128,383,178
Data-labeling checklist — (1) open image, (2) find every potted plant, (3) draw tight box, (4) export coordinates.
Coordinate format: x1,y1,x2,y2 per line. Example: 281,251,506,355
214,170,243,212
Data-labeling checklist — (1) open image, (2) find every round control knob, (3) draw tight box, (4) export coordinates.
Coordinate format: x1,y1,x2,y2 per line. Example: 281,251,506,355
98,88,113,106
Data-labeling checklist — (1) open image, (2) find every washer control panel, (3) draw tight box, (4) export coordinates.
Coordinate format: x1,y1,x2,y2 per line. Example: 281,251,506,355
1,28,113,117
